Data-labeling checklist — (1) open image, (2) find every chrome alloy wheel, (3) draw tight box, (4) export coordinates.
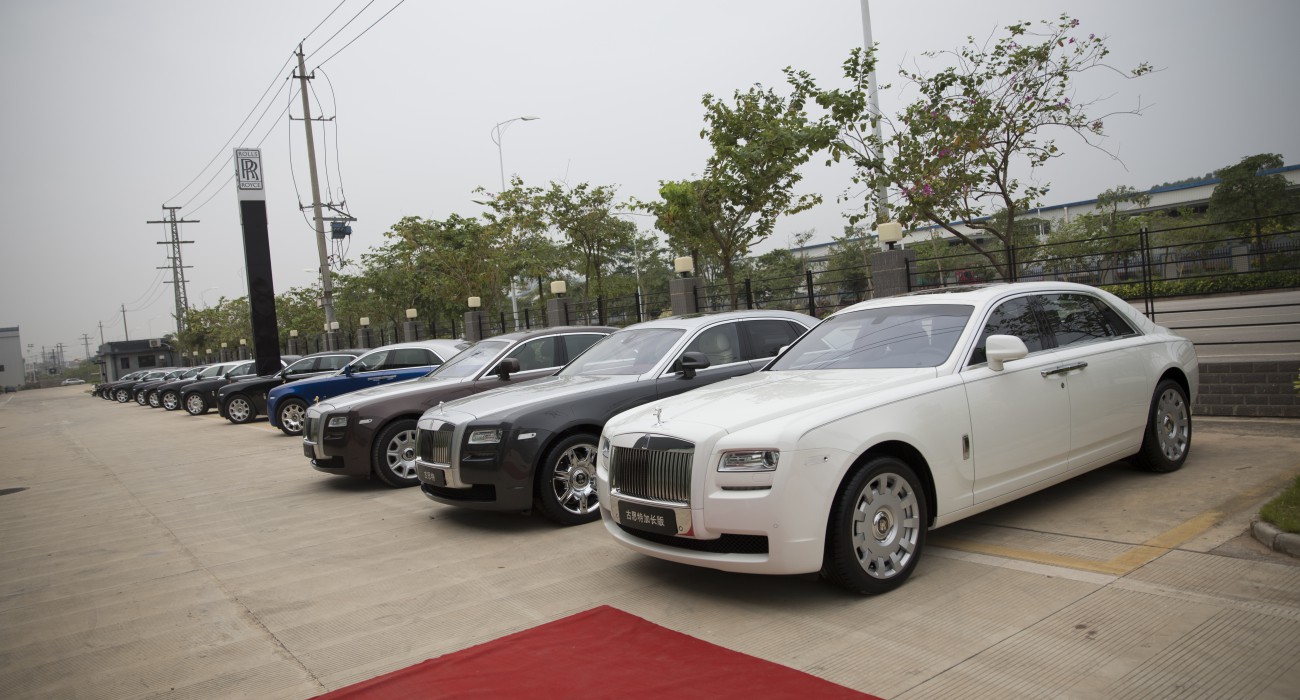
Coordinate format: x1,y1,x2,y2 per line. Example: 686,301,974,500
148,391,161,408
226,396,253,423
382,428,418,480
279,402,306,433
162,392,179,410
1154,386,1190,462
549,441,599,517
851,471,921,581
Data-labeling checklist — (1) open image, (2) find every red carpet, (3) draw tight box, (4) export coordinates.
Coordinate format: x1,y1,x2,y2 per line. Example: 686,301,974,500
314,605,878,699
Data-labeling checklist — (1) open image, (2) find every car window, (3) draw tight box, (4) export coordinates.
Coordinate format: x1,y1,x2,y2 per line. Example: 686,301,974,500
969,297,1045,366
742,319,805,360
562,333,604,361
229,363,256,378
387,348,436,369
428,340,509,380
773,304,973,370
684,323,742,366
506,337,558,372
198,364,226,378
561,328,684,376
316,355,353,372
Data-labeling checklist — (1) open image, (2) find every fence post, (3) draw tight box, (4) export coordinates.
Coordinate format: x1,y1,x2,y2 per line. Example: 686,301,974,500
634,289,642,324
805,270,816,317
744,278,754,309
597,297,606,326
905,258,913,292
1139,225,1155,320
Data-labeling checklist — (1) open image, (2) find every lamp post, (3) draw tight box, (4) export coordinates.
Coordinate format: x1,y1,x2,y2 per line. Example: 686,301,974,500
491,115,539,330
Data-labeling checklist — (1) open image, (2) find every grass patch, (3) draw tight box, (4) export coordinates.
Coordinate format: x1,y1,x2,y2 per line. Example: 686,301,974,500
1260,474,1300,534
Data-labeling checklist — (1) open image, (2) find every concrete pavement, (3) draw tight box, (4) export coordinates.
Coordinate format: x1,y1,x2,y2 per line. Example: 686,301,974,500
1,386,1298,699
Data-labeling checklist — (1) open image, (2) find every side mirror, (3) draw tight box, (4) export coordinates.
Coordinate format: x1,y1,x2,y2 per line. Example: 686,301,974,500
985,335,1029,371
343,364,356,376
496,357,521,381
678,351,711,380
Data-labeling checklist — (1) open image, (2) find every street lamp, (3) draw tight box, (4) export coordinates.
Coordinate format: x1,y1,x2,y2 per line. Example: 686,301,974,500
492,115,539,330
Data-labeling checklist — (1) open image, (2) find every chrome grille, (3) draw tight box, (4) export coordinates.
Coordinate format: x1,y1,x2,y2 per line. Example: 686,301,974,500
304,415,320,442
610,445,693,506
418,425,454,465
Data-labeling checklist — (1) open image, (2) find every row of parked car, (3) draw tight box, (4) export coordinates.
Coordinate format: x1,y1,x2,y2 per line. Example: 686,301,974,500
93,282,1199,594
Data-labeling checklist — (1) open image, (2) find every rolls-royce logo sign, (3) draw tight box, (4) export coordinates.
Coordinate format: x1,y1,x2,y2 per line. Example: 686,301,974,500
234,148,265,201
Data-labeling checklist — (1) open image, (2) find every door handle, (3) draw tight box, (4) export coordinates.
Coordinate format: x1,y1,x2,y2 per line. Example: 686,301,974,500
1041,362,1088,377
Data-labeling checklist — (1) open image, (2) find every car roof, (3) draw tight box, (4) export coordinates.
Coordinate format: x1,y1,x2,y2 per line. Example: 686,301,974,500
360,339,471,354
618,309,816,332
478,326,618,343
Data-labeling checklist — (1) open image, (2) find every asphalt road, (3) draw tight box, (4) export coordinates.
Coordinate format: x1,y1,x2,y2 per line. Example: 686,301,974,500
1,386,1298,699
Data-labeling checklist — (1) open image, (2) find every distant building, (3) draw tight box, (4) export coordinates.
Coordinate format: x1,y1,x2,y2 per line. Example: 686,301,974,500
96,339,181,382
0,326,22,387
794,164,1300,263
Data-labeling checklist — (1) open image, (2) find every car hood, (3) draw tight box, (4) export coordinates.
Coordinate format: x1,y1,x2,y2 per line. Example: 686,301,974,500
315,376,449,412
604,368,937,438
436,374,639,422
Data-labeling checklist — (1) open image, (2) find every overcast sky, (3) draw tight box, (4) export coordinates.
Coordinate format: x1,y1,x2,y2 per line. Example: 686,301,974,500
2,0,1296,360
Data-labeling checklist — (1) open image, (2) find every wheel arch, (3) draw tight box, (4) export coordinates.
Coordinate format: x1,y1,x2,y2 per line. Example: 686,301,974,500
835,440,938,528
531,424,603,485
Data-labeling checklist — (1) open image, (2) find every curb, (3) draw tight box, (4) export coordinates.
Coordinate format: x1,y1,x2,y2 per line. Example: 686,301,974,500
1251,517,1300,558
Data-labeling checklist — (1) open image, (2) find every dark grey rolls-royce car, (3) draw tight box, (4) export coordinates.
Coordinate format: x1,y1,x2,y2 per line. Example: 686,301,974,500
414,310,816,525
303,326,614,487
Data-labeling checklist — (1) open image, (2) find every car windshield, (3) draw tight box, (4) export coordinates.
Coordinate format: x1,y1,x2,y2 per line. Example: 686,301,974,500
421,340,508,380
559,328,684,377
770,304,974,370
182,367,204,378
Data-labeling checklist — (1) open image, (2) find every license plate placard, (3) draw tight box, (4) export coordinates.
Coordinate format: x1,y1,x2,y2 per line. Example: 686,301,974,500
417,464,446,487
616,500,677,536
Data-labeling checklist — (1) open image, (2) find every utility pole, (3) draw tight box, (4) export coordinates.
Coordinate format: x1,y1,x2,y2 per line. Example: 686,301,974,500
121,304,129,341
859,0,890,225
295,44,339,350
147,207,197,333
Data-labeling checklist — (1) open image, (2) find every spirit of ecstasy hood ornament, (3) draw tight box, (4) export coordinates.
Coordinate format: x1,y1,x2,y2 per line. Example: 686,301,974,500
652,407,663,426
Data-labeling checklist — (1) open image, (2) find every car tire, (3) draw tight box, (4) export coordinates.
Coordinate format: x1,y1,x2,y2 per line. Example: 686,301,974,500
1133,379,1191,473
276,398,308,436
114,388,131,403
821,456,927,595
184,392,208,416
371,419,420,488
161,390,180,411
148,391,161,408
534,433,601,526
135,390,148,406
224,393,256,424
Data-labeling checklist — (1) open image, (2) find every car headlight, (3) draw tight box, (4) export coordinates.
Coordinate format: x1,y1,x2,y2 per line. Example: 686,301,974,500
468,429,503,445
327,415,349,428
718,449,779,472
599,436,611,460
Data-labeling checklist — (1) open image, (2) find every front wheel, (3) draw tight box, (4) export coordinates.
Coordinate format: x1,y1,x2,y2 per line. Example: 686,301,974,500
114,388,131,403
184,392,209,416
534,433,600,526
371,419,420,488
821,456,927,595
1133,379,1191,473
135,390,148,406
161,390,180,411
277,398,308,436
148,391,161,408
224,393,256,424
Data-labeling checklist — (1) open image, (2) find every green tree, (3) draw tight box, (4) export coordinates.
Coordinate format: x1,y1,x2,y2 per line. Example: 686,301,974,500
541,182,636,299
644,83,835,306
1209,153,1292,247
790,14,1152,281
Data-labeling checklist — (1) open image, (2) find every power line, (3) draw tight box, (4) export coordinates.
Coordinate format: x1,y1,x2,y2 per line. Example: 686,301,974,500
307,0,379,62
318,68,350,206
302,0,351,45
313,0,407,69
164,51,296,208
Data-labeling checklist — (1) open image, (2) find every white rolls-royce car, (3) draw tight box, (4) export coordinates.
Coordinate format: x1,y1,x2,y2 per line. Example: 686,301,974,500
596,282,1198,594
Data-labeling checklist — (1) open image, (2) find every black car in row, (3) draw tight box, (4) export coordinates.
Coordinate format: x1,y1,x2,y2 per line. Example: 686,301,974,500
217,350,364,424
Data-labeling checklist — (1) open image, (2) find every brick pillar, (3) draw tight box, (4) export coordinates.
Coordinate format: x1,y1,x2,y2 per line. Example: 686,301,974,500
869,248,917,299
